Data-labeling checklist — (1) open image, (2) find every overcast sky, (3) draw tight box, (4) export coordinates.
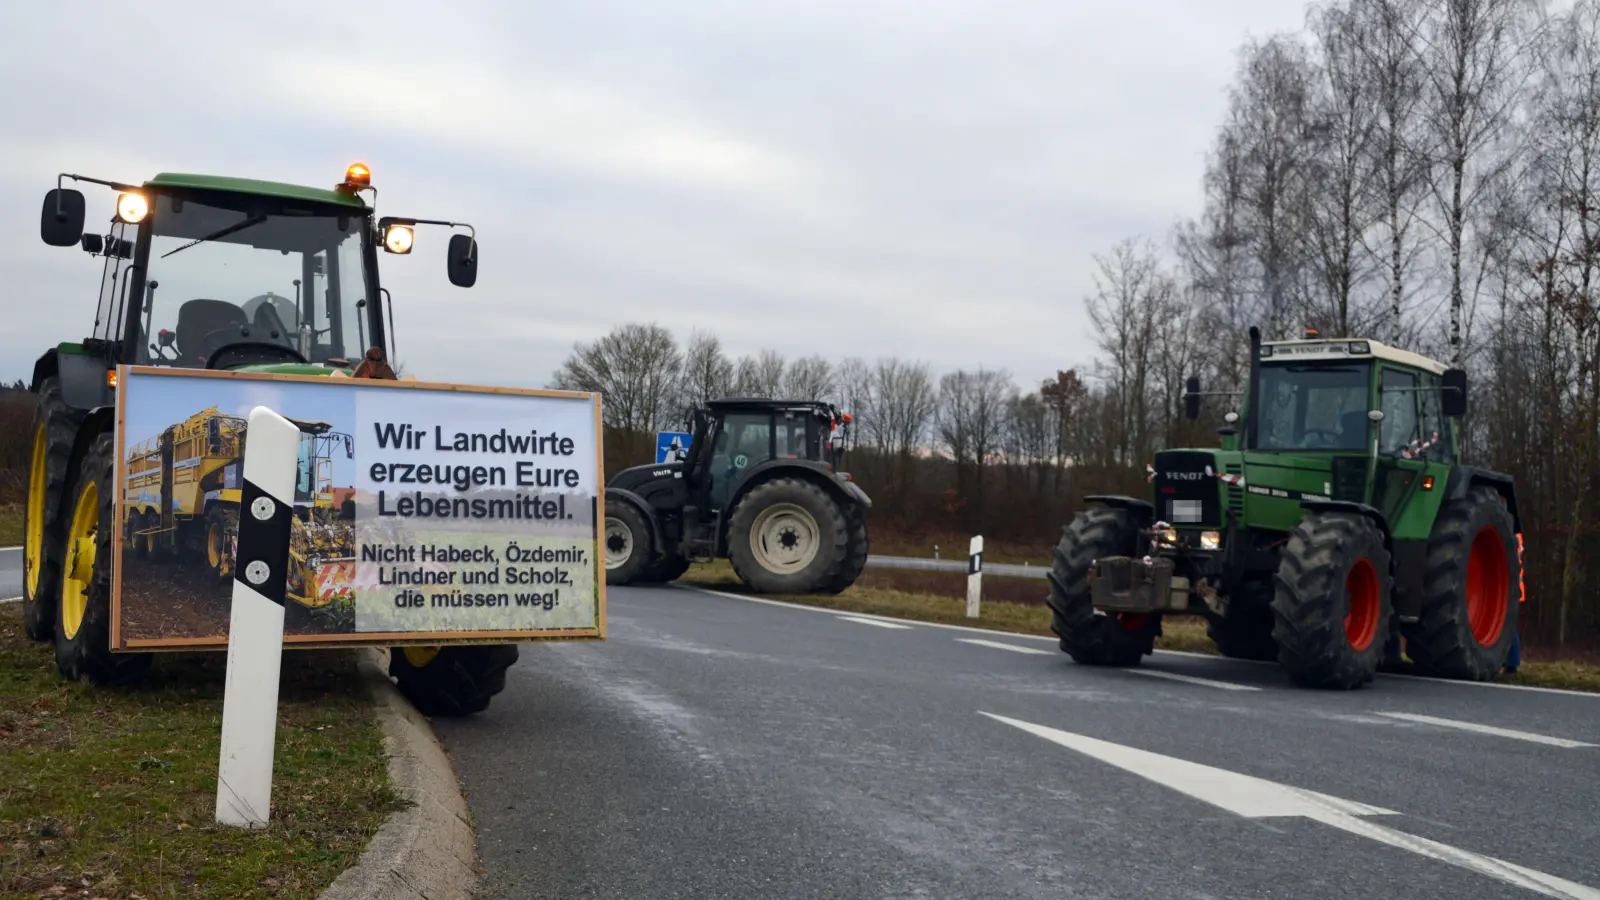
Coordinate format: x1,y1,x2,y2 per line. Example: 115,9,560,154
0,0,1315,393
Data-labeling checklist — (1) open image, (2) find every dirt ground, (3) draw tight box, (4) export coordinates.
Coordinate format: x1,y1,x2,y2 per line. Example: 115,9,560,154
118,551,351,643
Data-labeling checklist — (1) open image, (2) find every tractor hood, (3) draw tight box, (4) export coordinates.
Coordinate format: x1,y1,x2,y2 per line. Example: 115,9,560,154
1150,447,1364,532
608,460,683,493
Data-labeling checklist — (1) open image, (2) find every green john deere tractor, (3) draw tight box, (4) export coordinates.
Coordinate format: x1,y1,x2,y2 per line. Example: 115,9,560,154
1046,327,1522,690
22,162,518,715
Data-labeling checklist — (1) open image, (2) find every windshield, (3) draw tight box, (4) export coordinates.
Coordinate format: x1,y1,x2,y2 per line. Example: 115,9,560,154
1256,362,1372,451
134,192,374,368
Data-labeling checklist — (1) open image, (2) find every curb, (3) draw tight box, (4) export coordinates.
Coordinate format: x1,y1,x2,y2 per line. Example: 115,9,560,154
319,649,480,900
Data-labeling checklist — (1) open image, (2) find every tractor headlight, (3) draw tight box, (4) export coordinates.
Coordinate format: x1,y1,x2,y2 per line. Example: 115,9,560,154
384,223,415,254
116,192,148,224
1156,527,1178,546
1200,530,1221,551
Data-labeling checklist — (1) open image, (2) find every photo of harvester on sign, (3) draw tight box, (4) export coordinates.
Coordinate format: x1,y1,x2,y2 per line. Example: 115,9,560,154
119,401,363,639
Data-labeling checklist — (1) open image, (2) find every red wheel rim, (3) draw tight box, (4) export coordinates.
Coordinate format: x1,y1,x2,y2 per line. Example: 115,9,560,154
1344,558,1380,651
1466,525,1510,646
1117,613,1148,633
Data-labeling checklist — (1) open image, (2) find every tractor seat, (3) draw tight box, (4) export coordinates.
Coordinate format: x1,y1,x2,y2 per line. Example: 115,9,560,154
174,299,250,366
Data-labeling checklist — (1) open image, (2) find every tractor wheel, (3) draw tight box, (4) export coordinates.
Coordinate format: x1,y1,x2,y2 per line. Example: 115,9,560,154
604,503,653,586
53,432,153,685
1205,578,1279,661
1270,510,1392,689
388,644,519,717
637,554,692,584
727,477,849,594
819,505,869,595
205,505,238,583
1044,506,1161,667
22,376,83,642
1401,486,1518,681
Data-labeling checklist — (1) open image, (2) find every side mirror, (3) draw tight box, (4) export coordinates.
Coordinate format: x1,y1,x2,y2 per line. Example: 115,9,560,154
42,188,87,247
1183,375,1201,420
80,233,104,255
447,233,477,288
1442,367,1468,417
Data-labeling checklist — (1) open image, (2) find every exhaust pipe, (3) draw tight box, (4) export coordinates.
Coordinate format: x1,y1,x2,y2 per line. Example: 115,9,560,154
1245,326,1262,450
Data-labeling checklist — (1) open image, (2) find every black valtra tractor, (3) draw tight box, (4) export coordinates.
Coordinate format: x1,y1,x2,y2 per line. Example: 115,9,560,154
604,398,872,594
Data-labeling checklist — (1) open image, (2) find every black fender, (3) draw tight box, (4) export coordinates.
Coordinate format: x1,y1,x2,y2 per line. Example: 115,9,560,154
1442,466,1522,532
1297,499,1392,551
1083,494,1154,524
603,486,663,557
36,347,115,413
729,459,867,513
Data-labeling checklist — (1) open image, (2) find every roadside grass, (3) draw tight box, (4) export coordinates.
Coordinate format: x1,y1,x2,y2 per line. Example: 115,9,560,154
0,604,401,899
0,504,20,548
677,560,1599,693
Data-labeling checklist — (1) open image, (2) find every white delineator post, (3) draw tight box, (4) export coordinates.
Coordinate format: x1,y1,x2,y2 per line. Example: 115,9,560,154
966,535,984,619
215,406,301,829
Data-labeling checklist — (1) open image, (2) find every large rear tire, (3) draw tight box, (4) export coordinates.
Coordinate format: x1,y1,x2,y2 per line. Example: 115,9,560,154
1400,486,1518,681
53,432,153,685
1270,510,1392,690
1045,506,1161,667
820,505,869,595
727,477,849,594
22,376,83,642
604,503,652,586
388,644,520,717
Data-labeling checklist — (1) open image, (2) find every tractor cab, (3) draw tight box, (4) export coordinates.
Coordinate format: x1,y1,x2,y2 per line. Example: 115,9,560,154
687,398,854,511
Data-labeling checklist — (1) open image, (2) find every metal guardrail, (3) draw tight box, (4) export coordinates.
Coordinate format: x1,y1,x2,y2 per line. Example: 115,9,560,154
866,554,1046,580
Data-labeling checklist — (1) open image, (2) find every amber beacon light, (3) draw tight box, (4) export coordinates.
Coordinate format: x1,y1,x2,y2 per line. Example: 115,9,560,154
344,162,371,188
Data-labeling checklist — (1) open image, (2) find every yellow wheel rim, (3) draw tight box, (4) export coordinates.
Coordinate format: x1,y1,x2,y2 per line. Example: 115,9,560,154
24,425,46,598
61,478,98,641
403,646,440,667
207,520,223,569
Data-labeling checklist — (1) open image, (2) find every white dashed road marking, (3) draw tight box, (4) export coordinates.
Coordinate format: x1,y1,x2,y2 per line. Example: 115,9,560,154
836,615,913,630
1123,668,1262,692
1375,711,1596,749
956,638,1053,655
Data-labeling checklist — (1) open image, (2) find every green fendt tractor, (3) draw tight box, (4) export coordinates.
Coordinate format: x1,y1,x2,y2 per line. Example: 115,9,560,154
1046,327,1522,690
22,162,518,715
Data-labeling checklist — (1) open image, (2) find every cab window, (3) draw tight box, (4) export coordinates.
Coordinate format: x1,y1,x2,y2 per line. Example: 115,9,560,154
1417,371,1455,463
1379,369,1420,454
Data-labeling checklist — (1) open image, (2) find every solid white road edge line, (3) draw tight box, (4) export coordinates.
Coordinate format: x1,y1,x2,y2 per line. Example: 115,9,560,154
837,615,913,630
1122,668,1262,692
676,585,1599,698
0,546,20,552
1375,711,1597,749
957,638,1053,655
981,712,1600,900
0,597,20,604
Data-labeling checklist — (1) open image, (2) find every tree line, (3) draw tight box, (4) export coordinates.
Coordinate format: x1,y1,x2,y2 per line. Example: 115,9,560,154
550,0,1600,648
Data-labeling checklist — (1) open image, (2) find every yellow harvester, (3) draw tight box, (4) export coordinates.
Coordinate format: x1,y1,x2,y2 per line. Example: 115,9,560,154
122,406,355,607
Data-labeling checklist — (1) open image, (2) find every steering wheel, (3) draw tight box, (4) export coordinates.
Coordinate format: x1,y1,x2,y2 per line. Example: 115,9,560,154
1300,428,1343,448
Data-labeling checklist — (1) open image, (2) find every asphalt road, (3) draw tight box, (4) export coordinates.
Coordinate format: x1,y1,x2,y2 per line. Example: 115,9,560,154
1,547,21,600
433,584,1600,900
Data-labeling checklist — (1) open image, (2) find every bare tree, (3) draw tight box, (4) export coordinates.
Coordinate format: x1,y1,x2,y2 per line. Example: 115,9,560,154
867,357,937,503
550,322,683,439
1085,238,1170,466
1225,34,1321,334
784,354,835,400
1416,0,1545,364
1305,0,1384,335
677,329,734,423
936,367,1016,528
1353,0,1433,342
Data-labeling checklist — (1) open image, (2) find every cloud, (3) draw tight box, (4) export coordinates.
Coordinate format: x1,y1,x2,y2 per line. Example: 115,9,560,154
0,0,1314,395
